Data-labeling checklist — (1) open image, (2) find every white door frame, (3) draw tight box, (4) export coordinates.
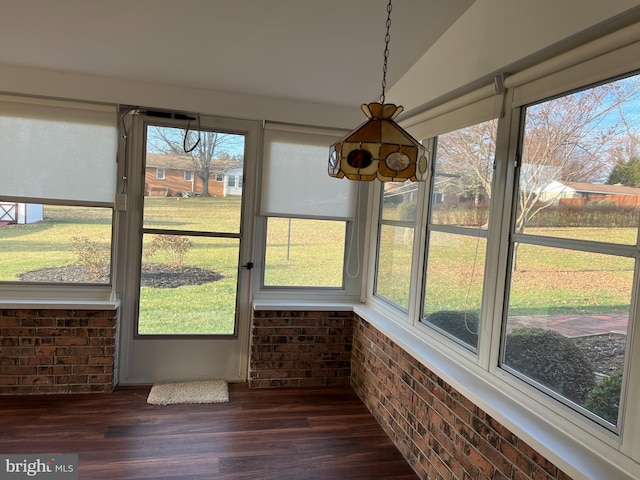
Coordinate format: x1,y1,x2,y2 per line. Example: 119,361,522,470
115,111,259,385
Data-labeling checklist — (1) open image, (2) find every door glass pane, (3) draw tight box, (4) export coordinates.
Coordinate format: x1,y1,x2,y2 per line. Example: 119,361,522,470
423,231,486,350
138,234,239,335
145,126,244,232
504,243,631,426
138,124,244,336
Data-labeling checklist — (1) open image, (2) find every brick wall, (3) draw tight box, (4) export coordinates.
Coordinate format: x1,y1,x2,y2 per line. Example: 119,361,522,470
249,310,353,388
0,309,117,394
351,315,573,480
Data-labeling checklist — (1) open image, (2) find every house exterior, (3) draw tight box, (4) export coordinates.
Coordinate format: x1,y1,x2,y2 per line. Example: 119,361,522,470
538,180,640,206
145,153,243,197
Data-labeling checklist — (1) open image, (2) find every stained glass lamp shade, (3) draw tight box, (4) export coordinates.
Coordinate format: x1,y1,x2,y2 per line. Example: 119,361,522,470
328,102,429,182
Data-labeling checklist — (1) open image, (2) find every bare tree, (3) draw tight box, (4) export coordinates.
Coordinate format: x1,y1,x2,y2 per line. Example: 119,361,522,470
148,126,244,197
436,119,497,204
433,119,497,226
515,78,639,233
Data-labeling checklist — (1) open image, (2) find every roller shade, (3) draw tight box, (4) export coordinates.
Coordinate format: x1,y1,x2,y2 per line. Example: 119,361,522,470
0,95,118,204
402,83,503,141
261,122,356,220
507,22,640,107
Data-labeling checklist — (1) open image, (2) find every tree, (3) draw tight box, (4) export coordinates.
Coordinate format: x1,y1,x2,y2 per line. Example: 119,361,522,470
606,157,640,187
515,78,639,233
436,119,497,205
148,125,244,197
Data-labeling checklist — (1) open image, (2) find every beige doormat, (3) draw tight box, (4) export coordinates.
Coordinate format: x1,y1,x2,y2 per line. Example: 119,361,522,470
147,380,229,405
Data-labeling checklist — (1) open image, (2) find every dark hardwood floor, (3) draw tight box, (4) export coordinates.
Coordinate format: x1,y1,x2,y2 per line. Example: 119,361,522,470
0,383,418,479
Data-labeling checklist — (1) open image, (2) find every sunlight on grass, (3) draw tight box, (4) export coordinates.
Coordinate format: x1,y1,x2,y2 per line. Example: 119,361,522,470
2,199,638,332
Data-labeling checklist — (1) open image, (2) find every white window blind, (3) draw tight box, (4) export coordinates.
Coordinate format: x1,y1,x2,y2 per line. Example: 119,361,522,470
402,83,503,141
0,95,118,204
261,122,356,220
506,22,640,107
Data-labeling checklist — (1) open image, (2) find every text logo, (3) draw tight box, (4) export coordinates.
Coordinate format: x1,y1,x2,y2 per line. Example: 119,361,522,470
0,455,77,480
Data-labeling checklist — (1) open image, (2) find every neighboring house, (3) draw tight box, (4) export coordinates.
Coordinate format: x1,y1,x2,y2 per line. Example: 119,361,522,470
537,180,640,206
145,153,243,197
224,167,243,196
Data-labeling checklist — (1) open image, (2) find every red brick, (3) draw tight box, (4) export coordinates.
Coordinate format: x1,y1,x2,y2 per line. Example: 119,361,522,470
89,356,113,365
55,337,89,346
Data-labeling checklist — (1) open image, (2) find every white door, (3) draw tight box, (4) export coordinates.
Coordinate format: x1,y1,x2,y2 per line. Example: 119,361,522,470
117,112,258,384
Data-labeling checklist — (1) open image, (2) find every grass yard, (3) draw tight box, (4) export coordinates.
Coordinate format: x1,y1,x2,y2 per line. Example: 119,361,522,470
1,199,637,333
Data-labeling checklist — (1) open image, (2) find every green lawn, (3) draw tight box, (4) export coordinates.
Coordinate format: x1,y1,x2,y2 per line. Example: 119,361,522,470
1,200,636,333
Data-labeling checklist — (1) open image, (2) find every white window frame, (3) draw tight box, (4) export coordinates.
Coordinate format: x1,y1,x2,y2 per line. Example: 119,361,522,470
252,122,365,302
365,30,640,480
0,95,118,303
156,168,165,180
184,170,193,181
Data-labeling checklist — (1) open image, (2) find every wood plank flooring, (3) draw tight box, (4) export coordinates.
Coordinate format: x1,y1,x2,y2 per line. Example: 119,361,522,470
0,383,418,479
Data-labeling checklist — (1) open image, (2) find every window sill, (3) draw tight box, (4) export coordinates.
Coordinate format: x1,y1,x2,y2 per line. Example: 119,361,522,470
253,298,638,480
0,299,119,310
252,299,355,312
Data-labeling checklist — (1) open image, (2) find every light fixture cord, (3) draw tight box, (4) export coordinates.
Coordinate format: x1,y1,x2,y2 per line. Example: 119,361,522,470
380,0,393,105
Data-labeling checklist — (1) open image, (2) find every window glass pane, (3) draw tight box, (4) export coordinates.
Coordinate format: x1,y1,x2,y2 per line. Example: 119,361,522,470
431,119,496,227
504,243,631,426
138,235,238,335
382,181,419,221
264,218,345,287
145,126,244,232
0,203,112,284
376,225,413,309
517,74,640,243
423,232,486,350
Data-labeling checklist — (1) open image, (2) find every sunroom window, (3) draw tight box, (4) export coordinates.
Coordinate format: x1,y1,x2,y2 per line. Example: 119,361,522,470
422,118,497,351
375,181,418,310
0,95,117,286
260,123,356,289
502,72,640,429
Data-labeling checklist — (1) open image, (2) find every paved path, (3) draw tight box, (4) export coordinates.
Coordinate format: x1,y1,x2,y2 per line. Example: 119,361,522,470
507,313,628,337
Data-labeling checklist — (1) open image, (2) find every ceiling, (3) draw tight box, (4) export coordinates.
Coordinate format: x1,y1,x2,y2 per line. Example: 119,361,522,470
0,0,474,108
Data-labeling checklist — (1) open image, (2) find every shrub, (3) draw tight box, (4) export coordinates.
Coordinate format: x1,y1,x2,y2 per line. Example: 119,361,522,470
504,328,595,404
427,310,479,348
145,234,193,266
586,199,616,209
398,202,417,222
585,370,622,425
70,236,110,280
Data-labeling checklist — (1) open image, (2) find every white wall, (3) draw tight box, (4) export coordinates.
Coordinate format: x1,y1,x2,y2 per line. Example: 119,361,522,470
390,0,640,115
1,1,640,127
0,64,362,129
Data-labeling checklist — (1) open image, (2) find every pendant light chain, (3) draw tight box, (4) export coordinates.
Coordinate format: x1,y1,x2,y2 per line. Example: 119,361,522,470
380,0,393,105
328,0,429,182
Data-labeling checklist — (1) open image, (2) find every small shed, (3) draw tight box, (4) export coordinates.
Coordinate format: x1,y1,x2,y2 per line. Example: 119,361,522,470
0,202,44,225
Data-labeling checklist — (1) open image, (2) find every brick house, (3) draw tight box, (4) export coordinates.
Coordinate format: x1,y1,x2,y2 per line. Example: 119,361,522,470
145,153,243,197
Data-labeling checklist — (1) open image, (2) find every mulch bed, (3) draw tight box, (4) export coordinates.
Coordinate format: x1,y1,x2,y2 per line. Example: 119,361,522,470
17,264,223,289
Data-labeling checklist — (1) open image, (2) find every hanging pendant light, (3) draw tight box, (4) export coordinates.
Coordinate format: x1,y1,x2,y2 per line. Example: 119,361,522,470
329,0,429,182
